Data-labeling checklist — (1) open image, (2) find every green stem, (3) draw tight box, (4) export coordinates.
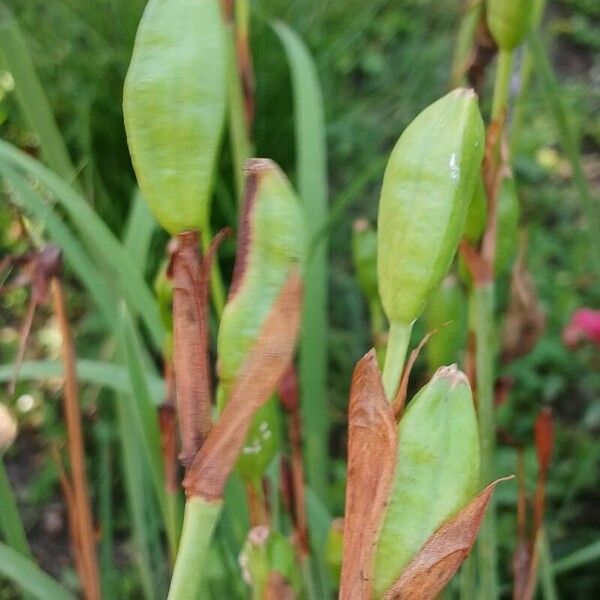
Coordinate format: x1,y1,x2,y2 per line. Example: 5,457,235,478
539,529,559,600
224,21,251,201
450,0,483,87
473,283,498,600
167,497,223,600
459,553,477,600
381,321,413,401
368,297,387,366
491,49,514,120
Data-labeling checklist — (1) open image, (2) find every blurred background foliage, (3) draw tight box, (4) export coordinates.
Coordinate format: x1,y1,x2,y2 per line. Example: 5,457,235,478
1,0,599,597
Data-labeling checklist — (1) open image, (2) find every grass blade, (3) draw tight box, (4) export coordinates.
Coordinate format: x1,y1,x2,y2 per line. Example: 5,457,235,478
119,304,178,556
0,541,76,600
114,393,158,600
272,20,329,501
1,163,116,326
0,140,165,349
0,2,75,182
123,188,156,268
553,539,600,575
0,359,164,403
0,459,32,558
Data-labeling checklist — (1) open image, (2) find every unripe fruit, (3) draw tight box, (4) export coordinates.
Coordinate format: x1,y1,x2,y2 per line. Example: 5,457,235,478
424,275,467,373
486,0,534,51
352,219,378,304
217,159,305,480
377,89,484,327
373,365,480,599
124,0,226,235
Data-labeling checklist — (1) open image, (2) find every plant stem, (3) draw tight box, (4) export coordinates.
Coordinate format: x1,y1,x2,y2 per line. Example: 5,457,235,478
491,49,513,120
459,553,477,600
539,529,559,600
381,321,412,401
473,282,498,600
51,277,101,600
450,0,483,87
167,497,222,600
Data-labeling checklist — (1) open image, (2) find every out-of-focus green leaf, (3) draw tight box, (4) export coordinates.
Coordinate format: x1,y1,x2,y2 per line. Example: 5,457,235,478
0,541,76,600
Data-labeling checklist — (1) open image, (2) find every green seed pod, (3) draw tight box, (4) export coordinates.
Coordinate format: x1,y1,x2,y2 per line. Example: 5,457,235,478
373,365,480,599
352,219,379,303
423,275,467,373
463,175,487,245
486,0,534,51
377,89,484,327
495,173,520,277
217,159,305,480
123,0,226,235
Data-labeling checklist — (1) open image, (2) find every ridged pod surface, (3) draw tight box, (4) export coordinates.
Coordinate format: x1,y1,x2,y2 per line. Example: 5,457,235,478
486,0,534,51
217,159,305,479
123,0,226,234
377,89,484,326
373,365,480,598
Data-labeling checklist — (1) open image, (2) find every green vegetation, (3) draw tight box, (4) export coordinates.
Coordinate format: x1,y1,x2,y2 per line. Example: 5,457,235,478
1,0,599,598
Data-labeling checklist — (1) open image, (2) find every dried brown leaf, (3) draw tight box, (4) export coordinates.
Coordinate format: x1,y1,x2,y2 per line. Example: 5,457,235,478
383,477,511,600
339,350,397,600
184,270,302,499
171,229,229,466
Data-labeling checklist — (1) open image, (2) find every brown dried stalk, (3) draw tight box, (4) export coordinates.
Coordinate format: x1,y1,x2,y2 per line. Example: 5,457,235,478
339,350,397,600
278,365,309,556
51,273,101,600
184,269,302,500
170,229,229,467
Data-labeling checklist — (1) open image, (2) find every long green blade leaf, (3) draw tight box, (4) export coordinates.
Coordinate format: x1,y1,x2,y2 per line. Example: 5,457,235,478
0,541,76,600
0,2,75,182
123,188,156,268
553,539,600,575
1,164,116,326
119,304,177,555
0,459,32,558
273,20,329,501
0,359,164,402
0,140,165,349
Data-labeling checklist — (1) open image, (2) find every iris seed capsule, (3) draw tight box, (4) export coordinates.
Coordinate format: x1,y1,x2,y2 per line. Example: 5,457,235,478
373,365,480,599
486,0,534,51
217,159,305,480
123,0,226,235
377,89,484,327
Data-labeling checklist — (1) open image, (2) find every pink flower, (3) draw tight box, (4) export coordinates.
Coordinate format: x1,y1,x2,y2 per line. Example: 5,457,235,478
563,308,600,347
